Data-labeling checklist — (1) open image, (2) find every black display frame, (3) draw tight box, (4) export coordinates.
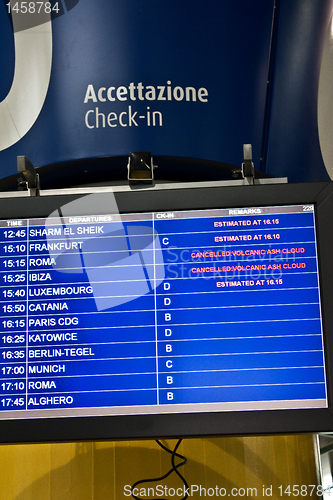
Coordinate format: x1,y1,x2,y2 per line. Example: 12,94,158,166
0,180,333,443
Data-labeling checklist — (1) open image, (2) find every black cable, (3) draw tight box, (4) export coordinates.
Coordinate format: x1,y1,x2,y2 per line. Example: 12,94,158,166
130,439,189,500
156,440,188,489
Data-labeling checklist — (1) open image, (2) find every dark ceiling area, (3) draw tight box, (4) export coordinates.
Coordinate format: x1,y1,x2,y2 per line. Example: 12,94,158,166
0,155,272,192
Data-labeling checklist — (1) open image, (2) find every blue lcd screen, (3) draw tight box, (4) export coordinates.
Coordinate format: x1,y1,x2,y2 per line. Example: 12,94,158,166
0,201,327,420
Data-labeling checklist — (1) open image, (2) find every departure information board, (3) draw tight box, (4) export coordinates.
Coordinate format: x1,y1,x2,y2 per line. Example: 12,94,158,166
0,202,327,420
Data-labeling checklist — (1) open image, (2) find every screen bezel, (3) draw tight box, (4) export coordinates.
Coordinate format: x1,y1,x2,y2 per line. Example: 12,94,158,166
0,180,333,443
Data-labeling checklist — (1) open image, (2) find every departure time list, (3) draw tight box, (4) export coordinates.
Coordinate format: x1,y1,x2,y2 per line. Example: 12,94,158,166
0,203,327,418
